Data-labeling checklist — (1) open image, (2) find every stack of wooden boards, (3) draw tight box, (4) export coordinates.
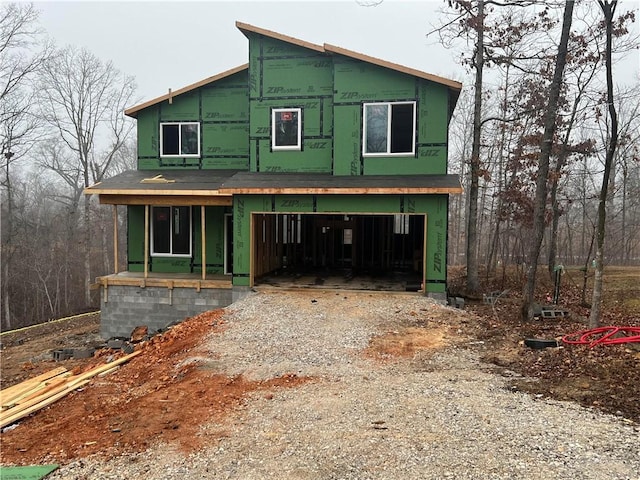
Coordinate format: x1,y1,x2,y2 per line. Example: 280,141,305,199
0,350,141,429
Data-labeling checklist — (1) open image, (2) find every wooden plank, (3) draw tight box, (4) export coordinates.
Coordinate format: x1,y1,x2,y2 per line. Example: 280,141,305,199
97,276,231,289
250,213,255,287
2,373,72,409
201,205,206,281
422,214,427,293
17,376,70,404
65,350,142,387
0,368,69,407
236,22,325,52
0,380,91,429
144,205,149,279
0,351,142,429
113,205,119,274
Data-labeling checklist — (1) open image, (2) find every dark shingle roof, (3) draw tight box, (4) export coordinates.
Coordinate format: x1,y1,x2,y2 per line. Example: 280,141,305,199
85,170,462,196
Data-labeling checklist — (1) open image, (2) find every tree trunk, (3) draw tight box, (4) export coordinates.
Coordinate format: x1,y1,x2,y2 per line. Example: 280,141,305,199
2,160,12,330
84,194,91,307
590,0,619,328
465,0,484,294
521,0,574,321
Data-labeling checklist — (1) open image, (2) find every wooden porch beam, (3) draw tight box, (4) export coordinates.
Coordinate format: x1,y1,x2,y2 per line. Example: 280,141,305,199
144,205,149,279
201,206,206,281
113,205,119,274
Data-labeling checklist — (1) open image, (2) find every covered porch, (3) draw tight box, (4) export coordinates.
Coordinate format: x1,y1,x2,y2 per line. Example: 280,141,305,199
84,170,238,338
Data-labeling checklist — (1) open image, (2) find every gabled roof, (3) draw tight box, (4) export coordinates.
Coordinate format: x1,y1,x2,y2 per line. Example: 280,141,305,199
125,22,462,118
236,21,462,93
124,64,248,118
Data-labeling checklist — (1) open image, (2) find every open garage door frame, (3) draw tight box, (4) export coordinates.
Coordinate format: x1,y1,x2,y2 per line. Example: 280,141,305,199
249,211,427,292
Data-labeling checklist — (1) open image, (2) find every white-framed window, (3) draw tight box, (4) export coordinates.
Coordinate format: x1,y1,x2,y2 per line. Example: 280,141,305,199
272,108,302,151
151,206,192,257
362,101,416,156
160,122,200,157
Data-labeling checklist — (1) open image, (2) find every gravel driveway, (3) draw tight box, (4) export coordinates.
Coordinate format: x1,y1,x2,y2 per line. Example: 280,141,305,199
52,290,639,479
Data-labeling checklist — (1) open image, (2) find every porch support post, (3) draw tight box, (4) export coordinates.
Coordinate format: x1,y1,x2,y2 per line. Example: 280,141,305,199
422,214,427,293
113,205,119,274
144,205,149,279
201,205,206,280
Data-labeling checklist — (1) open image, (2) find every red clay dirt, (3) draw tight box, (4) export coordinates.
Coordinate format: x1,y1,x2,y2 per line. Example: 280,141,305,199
0,310,310,465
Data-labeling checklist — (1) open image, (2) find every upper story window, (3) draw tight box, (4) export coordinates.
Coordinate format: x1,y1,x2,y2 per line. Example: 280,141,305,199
363,102,416,156
272,108,302,151
151,206,191,257
160,122,200,157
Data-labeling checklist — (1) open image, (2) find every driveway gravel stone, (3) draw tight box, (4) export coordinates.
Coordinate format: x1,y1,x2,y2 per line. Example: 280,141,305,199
49,290,640,479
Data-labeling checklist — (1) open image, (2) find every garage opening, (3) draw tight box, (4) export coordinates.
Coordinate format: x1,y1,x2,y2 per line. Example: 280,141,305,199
252,213,425,291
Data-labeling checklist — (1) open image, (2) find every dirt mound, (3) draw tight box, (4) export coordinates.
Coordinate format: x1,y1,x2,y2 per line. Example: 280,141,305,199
1,310,310,465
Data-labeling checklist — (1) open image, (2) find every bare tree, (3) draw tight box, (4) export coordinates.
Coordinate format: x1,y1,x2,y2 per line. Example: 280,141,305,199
466,0,485,294
521,0,574,321
0,3,52,110
0,2,51,330
589,0,620,328
38,45,136,306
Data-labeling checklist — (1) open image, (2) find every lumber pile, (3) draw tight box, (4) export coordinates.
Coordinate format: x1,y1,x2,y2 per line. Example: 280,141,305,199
0,350,141,429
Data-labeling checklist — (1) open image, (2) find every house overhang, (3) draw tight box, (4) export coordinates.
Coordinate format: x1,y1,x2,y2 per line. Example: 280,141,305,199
218,172,463,195
84,170,238,206
85,170,463,204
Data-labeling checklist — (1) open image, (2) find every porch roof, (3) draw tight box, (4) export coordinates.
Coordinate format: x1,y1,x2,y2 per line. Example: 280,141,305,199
85,169,239,196
218,172,463,195
84,169,238,206
85,170,463,203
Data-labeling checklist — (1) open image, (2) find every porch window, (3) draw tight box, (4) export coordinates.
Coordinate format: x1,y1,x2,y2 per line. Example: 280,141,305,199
272,108,302,150
363,102,416,156
160,122,200,157
151,206,191,256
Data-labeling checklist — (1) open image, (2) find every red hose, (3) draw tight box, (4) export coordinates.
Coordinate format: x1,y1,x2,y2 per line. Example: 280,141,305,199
562,326,640,348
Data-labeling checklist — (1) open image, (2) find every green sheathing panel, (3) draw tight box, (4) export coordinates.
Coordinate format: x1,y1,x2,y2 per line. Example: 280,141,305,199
332,57,450,176
246,33,333,173
333,105,361,176
406,194,448,292
135,71,249,170
137,106,160,165
419,81,448,145
316,195,401,213
202,206,227,274
127,205,144,272
364,146,447,175
0,464,59,479
274,195,314,212
250,99,332,173
333,57,414,176
189,206,227,275
200,73,250,170
232,194,448,292
160,91,199,121
126,206,227,274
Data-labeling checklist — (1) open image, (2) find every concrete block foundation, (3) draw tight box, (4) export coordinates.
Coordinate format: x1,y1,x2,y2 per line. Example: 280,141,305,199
99,285,248,339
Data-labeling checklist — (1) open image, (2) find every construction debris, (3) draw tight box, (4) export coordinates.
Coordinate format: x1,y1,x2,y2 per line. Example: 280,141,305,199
0,350,141,429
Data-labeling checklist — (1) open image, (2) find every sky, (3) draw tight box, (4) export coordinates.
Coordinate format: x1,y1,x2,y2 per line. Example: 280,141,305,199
32,0,640,111
33,0,472,108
